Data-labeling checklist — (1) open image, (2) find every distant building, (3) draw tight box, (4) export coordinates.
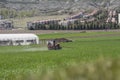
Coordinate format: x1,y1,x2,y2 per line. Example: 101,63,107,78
0,15,2,20
0,20,13,30
0,15,4,20
0,34,39,46
0,16,1,20
118,14,120,24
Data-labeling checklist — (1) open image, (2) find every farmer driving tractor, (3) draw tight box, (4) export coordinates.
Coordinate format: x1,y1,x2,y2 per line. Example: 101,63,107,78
47,40,62,50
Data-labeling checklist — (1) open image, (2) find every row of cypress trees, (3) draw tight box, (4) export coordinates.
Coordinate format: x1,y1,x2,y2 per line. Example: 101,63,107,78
28,9,120,30
28,20,120,30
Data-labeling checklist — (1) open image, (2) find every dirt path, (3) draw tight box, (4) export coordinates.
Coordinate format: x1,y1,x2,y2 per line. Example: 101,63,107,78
0,29,82,34
0,29,120,34
0,29,120,40
68,33,120,39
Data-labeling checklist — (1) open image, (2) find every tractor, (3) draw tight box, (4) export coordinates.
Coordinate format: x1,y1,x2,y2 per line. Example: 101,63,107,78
47,40,62,50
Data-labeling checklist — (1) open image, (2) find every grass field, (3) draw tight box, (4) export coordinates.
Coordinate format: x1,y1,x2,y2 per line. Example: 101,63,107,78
0,31,120,80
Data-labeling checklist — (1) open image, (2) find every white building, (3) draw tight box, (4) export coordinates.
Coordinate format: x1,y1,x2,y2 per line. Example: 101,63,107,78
119,14,120,24
0,34,39,46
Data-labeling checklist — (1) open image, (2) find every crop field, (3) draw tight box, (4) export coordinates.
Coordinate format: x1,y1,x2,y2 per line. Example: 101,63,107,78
0,31,120,80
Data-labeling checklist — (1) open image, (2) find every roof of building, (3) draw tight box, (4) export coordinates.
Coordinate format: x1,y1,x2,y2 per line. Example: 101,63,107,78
0,34,39,40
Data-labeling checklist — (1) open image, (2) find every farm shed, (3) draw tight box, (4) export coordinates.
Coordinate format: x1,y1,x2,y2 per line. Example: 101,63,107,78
0,34,39,46
0,20,13,30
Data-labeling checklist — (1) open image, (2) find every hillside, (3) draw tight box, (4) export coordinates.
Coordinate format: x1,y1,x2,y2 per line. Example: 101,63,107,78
0,0,120,18
1,0,120,12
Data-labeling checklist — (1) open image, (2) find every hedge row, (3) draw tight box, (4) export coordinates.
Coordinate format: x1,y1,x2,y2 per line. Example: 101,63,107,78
28,21,120,30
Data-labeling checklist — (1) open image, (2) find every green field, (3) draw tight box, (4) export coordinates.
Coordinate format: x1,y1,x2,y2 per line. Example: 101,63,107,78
0,31,120,80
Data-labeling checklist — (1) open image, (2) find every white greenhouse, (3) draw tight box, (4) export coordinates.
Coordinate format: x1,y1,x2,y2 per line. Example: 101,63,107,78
0,34,39,46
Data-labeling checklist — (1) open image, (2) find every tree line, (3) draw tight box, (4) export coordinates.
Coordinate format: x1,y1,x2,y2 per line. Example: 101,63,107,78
28,20,120,30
